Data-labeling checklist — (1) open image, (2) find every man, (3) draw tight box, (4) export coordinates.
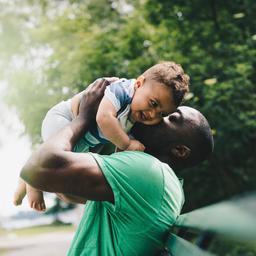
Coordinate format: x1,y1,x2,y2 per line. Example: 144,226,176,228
20,79,213,255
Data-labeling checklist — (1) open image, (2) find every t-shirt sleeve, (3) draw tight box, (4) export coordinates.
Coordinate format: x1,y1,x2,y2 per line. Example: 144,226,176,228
104,79,133,112
90,152,165,226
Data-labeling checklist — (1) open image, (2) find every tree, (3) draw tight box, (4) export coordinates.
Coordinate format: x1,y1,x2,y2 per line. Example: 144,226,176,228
2,0,256,212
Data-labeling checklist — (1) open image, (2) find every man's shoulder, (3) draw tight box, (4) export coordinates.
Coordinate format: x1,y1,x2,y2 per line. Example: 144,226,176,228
109,151,161,164
92,151,166,206
105,151,182,197
95,151,167,179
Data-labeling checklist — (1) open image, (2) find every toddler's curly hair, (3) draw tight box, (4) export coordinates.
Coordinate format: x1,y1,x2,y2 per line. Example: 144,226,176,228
143,61,190,107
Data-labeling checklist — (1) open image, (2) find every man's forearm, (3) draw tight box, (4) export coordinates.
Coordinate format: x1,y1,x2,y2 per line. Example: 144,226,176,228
20,116,91,188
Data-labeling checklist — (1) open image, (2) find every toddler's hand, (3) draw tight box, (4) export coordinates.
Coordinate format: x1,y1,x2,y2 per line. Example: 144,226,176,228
126,139,145,152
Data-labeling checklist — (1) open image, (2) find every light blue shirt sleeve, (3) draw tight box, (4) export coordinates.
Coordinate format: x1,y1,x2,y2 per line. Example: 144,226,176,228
104,79,134,112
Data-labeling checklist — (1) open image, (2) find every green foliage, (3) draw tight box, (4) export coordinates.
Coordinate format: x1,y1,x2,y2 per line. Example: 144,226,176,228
1,0,256,212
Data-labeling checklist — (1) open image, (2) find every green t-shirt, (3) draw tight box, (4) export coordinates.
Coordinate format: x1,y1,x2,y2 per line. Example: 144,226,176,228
67,151,184,256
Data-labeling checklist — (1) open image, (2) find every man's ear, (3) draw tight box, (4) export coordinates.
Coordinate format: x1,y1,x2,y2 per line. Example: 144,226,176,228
135,75,145,89
171,145,191,159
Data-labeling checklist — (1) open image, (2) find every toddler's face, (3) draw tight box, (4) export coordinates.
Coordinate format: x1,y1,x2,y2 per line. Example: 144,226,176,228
130,76,176,125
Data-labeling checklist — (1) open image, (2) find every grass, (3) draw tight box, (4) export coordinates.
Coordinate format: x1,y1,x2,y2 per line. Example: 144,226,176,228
0,223,75,238
0,248,8,255
0,223,75,255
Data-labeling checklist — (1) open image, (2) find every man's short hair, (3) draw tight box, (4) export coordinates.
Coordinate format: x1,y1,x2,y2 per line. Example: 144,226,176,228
143,61,190,107
184,113,214,168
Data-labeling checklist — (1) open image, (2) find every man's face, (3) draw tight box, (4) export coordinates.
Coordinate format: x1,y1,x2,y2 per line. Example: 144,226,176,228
132,106,199,154
130,77,176,125
132,106,213,168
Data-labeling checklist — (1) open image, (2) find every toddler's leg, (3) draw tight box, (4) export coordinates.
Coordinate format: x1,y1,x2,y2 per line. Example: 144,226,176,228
41,100,73,142
13,178,26,205
26,184,46,212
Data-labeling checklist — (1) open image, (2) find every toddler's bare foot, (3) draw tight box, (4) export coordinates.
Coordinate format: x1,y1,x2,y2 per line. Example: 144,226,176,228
27,189,46,212
13,180,26,206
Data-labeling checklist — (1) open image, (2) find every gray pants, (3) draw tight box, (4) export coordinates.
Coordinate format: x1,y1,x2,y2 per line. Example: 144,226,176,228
41,99,74,142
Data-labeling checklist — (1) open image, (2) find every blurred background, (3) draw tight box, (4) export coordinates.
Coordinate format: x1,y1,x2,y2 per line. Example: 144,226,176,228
0,0,255,255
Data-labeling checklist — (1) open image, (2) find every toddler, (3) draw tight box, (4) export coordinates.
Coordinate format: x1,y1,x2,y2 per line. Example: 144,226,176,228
14,61,189,211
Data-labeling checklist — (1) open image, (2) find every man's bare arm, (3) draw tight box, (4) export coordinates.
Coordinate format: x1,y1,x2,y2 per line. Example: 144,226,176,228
20,79,114,202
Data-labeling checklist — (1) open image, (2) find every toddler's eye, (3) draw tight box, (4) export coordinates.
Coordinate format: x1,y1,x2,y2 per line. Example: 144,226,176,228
150,100,158,108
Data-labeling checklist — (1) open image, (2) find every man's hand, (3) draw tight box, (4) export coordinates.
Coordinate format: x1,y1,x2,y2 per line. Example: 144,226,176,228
78,77,119,123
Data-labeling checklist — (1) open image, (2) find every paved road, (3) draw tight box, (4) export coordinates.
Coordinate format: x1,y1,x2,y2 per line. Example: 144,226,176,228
0,232,74,256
